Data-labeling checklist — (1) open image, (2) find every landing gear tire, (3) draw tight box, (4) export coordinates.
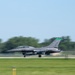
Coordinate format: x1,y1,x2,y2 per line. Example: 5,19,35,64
38,54,42,57
22,52,26,57
24,54,26,57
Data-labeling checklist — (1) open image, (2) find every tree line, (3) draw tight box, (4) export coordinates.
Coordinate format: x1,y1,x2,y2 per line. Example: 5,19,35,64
0,36,75,53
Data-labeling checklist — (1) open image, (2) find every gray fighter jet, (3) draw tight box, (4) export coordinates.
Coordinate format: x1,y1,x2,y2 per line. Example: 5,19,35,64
7,38,62,57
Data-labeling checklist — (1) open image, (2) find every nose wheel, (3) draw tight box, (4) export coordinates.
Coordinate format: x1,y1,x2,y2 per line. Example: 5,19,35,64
22,52,26,57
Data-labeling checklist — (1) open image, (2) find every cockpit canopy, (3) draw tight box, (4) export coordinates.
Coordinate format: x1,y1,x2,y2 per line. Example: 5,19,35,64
16,46,34,49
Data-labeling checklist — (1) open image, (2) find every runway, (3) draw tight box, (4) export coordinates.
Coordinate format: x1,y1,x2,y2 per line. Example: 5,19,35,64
0,56,75,59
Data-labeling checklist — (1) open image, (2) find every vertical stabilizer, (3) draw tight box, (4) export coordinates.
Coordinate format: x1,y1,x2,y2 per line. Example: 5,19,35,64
46,38,62,48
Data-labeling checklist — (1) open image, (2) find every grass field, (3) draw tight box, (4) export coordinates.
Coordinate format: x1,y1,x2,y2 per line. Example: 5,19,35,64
0,58,75,75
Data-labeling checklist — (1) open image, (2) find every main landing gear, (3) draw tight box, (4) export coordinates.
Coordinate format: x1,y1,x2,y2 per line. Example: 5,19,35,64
38,54,42,57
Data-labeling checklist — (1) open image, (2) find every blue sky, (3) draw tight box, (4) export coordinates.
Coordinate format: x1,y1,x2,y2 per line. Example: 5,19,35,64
0,0,75,42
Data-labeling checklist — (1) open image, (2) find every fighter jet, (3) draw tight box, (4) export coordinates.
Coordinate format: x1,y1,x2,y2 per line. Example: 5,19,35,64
7,38,62,57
